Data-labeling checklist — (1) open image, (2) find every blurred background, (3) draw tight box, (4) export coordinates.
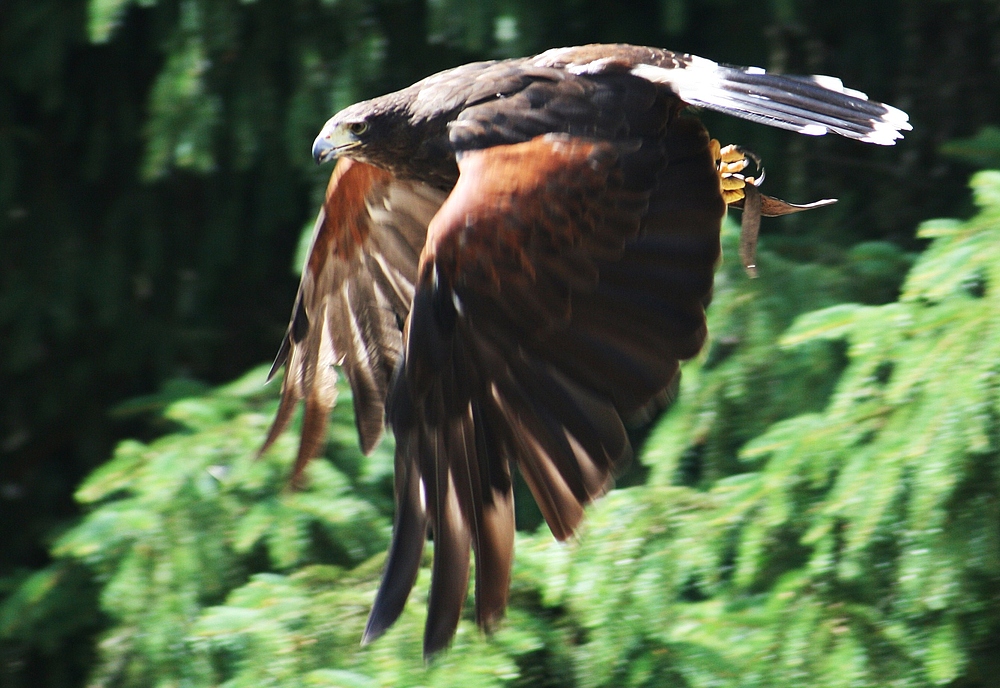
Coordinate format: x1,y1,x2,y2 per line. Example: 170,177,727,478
2,0,1000,685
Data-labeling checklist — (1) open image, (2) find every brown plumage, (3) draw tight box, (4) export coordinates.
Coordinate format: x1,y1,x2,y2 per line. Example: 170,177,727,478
260,43,910,656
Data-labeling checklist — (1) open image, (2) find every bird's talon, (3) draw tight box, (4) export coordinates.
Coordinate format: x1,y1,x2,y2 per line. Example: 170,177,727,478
714,142,765,206
720,176,746,192
720,159,748,175
718,143,747,164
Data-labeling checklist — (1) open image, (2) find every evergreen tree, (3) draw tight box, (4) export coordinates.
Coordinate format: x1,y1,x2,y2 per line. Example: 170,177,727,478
7,171,1000,685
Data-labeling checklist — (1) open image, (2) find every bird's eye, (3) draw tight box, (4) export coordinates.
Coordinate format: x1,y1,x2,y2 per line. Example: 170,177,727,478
348,121,369,136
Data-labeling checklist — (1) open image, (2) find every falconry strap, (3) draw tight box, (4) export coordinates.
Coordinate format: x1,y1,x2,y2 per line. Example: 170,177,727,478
712,140,838,277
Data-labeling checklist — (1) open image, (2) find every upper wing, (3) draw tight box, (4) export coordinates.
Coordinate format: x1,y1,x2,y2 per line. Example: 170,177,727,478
260,158,447,482
368,116,724,655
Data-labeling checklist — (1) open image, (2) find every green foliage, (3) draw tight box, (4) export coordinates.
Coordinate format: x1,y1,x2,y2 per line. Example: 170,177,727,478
9,173,1000,686
541,171,1000,687
88,0,137,44
143,32,221,179
941,127,1000,169
0,366,533,686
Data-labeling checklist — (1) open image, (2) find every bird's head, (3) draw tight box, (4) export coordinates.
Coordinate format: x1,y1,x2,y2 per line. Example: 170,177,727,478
311,94,424,168
311,103,378,164
311,88,461,186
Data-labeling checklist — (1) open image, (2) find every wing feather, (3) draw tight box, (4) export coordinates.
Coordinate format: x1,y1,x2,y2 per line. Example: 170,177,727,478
260,159,446,475
361,390,428,645
384,126,721,654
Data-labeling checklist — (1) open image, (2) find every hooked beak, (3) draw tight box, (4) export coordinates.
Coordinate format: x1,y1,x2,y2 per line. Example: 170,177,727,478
311,122,361,165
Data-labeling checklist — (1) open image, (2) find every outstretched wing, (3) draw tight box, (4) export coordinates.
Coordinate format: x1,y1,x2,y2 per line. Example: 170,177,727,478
261,158,447,482
367,117,724,656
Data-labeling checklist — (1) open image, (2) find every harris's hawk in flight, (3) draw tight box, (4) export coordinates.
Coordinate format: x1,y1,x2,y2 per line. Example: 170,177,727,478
260,44,910,656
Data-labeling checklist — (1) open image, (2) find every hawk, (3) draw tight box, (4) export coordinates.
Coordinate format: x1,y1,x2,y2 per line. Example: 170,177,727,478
260,44,910,656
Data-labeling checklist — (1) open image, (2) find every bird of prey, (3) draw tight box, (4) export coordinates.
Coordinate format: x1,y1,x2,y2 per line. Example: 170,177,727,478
260,43,910,656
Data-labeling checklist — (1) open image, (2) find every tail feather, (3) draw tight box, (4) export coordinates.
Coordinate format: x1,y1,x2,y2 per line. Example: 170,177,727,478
632,56,911,145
